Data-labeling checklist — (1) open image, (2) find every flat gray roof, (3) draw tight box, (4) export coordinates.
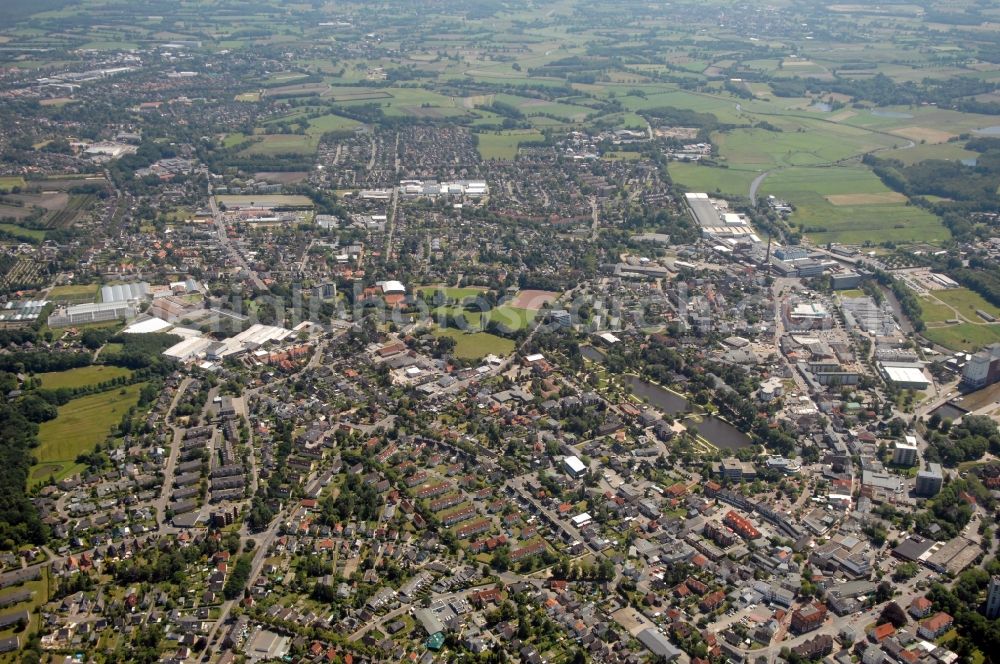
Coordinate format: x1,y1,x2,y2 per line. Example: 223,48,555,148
686,196,722,227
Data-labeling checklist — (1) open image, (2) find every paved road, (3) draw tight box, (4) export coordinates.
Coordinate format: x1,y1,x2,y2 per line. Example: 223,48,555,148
208,190,267,292
589,196,599,241
749,170,772,202
153,377,193,526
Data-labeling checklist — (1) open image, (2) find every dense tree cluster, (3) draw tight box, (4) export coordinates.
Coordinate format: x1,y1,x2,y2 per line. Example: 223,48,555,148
924,415,1000,467
0,404,47,548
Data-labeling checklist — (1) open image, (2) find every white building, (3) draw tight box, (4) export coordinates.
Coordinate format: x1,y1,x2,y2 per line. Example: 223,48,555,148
880,362,930,390
563,455,587,479
892,440,919,467
48,301,137,327
379,280,406,294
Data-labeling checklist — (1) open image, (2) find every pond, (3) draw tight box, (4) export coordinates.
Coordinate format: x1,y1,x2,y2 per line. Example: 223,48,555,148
623,375,753,449
809,102,832,112
929,403,967,422
973,126,1000,136
961,158,978,167
622,375,689,415
690,415,753,450
580,345,606,363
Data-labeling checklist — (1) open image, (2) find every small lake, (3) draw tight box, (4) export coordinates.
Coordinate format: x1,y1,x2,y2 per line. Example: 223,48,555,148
623,375,689,415
961,157,978,167
691,415,753,450
623,375,752,449
973,126,1000,136
580,345,606,363
809,102,832,112
871,109,913,119
929,403,968,422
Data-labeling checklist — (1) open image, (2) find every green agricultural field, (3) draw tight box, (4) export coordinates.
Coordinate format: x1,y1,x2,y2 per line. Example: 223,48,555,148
306,113,360,134
434,328,515,359
714,126,891,169
918,296,956,324
334,87,472,119
36,365,132,390
881,142,979,166
223,132,250,148
31,383,145,482
48,283,98,302
668,162,759,196
923,323,1000,351
239,134,318,156
80,40,139,50
616,88,745,124
475,130,542,160
760,166,948,244
935,288,1000,322
0,176,25,192
841,105,1000,138
762,165,895,196
493,93,593,122
0,224,45,241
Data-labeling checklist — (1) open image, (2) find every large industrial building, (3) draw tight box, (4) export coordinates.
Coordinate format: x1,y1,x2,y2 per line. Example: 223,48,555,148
879,362,930,390
398,180,488,199
841,296,898,337
162,323,293,363
48,301,137,328
831,271,862,290
685,192,723,226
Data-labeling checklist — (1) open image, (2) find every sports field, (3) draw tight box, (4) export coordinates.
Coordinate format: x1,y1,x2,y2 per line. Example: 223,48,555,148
48,283,98,303
433,305,537,331
418,286,487,301
434,328,515,359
